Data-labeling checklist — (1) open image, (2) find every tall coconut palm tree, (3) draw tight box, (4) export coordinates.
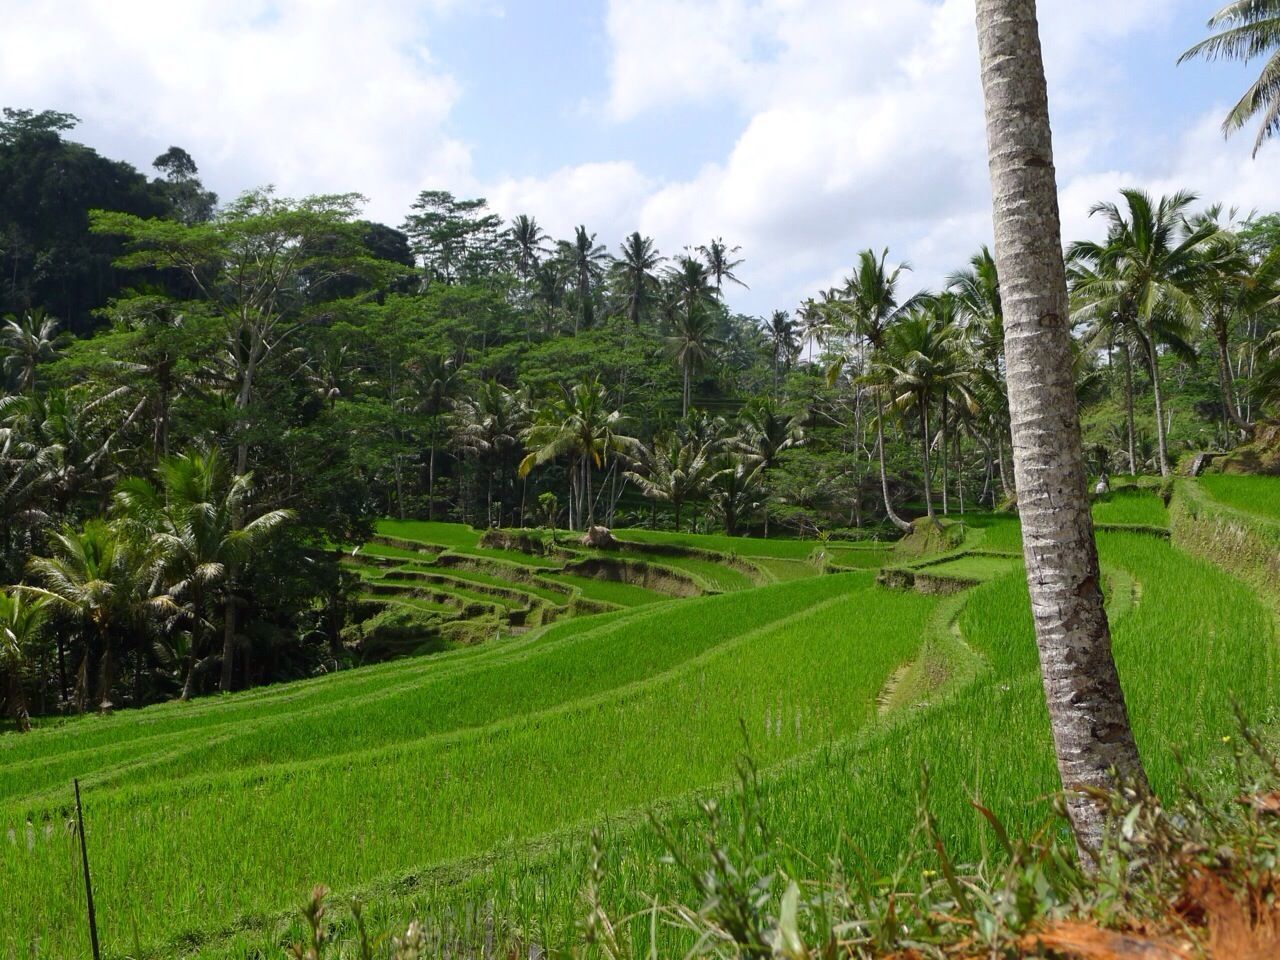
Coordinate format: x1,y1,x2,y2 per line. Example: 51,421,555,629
764,310,799,393
25,520,153,712
408,354,459,520
949,247,1009,501
0,589,46,731
1068,256,1143,475
977,0,1148,860
1069,190,1215,476
453,380,529,527
509,214,548,280
1180,1,1280,156
831,249,922,533
113,448,293,699
733,398,804,537
613,232,664,326
1,309,62,393
530,260,569,335
519,378,637,530
880,299,970,524
1183,210,1280,438
665,257,721,417
707,455,764,536
558,226,610,334
696,238,747,293
625,429,719,532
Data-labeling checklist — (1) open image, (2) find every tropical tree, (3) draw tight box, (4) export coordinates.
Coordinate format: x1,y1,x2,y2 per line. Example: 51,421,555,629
828,249,920,533
509,214,548,280
707,455,764,536
1069,190,1214,476
26,520,153,712
949,247,1009,502
1180,1,1280,156
519,378,637,530
92,190,400,481
1,308,62,392
0,589,46,730
880,299,970,523
696,238,747,293
408,354,459,520
613,232,664,326
114,448,294,698
976,0,1148,860
559,226,609,334
733,398,804,536
453,380,529,527
764,310,799,393
1184,212,1280,437
665,256,720,417
626,424,720,532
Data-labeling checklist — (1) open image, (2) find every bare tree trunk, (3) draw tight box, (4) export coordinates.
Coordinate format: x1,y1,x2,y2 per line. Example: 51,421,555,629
997,433,1011,498
220,596,236,693
919,401,936,524
976,0,1148,863
1142,334,1170,477
877,392,913,532
1214,320,1252,436
428,435,437,520
181,585,203,702
940,396,950,515
1122,340,1137,475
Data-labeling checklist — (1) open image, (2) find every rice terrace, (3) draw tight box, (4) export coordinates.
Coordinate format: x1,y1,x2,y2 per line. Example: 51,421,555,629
3,2,1280,959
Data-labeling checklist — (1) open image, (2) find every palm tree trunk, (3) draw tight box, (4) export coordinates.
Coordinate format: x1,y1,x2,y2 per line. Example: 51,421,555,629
428,432,437,521
940,396,950,515
181,585,203,702
56,638,67,710
919,401,936,524
1122,340,1137,475
97,643,115,713
1142,333,1170,477
977,0,1148,863
220,594,236,692
6,672,30,732
394,454,405,520
1215,320,1252,436
682,363,691,419
980,437,993,506
997,432,1012,499
876,393,913,533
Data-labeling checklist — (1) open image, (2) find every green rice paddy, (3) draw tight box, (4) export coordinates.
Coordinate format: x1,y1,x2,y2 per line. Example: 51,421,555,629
1199,473,1280,522
3,484,1276,958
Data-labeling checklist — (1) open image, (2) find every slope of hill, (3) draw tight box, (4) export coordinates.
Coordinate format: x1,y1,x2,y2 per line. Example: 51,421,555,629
2,485,1275,958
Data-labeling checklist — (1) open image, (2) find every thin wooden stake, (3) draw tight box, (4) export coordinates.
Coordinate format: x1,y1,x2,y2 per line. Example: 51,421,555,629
74,778,101,960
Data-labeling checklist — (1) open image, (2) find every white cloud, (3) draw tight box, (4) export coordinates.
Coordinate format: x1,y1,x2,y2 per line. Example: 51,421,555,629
488,162,656,245
3,0,1274,320
509,0,1271,316
0,0,474,223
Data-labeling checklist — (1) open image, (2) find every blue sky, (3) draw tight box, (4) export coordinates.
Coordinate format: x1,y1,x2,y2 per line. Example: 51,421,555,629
1,1,1274,317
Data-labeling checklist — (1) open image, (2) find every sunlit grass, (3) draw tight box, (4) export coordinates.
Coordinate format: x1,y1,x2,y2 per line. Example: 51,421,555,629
4,514,1275,958
1199,473,1280,522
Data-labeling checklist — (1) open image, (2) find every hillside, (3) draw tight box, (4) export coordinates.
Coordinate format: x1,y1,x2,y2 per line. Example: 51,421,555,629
3,479,1277,957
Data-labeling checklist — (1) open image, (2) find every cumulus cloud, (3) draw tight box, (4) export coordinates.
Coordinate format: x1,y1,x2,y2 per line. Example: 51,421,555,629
3,0,1277,318
0,0,474,223
525,0,1274,315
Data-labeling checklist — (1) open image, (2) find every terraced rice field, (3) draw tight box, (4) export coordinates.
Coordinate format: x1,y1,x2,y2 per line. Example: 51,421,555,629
3,483,1275,958
1199,473,1280,521
1092,488,1171,526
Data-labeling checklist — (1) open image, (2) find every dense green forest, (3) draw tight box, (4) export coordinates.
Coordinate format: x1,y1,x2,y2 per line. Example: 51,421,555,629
1,102,1278,720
